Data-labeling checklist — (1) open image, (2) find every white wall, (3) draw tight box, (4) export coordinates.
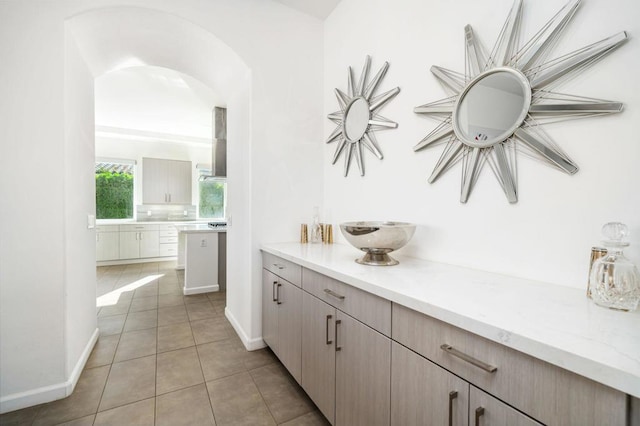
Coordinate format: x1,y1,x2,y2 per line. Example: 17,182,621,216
324,0,640,288
0,0,323,412
63,29,99,388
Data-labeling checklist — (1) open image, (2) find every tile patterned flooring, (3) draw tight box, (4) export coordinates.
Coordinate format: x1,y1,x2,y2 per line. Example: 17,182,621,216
0,261,329,426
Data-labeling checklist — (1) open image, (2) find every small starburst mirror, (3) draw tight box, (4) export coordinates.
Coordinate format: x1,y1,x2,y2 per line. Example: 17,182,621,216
327,56,400,176
415,0,628,203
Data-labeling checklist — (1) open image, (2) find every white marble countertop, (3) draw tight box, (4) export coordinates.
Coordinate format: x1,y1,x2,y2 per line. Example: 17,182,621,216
261,242,640,398
174,223,227,234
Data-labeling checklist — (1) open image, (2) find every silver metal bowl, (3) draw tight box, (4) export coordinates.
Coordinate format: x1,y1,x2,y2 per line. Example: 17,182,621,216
339,221,416,266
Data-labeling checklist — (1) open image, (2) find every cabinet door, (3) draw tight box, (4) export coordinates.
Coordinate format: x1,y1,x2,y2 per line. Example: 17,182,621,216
470,386,542,426
277,279,302,383
119,231,140,259
335,311,391,426
391,342,469,426
301,292,336,425
96,232,119,261
142,158,167,204
139,230,160,258
262,269,278,349
167,159,192,204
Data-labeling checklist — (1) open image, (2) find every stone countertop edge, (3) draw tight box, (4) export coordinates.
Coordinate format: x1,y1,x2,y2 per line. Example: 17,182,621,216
173,224,227,234
260,242,640,399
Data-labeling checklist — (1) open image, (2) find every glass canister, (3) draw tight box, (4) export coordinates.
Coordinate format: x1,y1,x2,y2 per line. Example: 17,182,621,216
589,222,640,311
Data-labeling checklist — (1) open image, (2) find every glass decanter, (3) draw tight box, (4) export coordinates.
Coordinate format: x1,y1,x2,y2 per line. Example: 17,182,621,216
589,222,640,311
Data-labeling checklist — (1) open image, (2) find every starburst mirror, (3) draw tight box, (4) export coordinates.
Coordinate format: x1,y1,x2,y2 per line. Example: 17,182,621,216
414,0,628,203
327,56,400,176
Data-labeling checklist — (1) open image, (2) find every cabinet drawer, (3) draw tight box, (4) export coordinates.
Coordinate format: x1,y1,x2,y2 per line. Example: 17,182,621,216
303,268,390,336
262,252,301,287
159,244,178,257
392,304,626,426
95,225,119,232
160,229,178,237
119,224,159,232
160,236,178,244
159,223,177,231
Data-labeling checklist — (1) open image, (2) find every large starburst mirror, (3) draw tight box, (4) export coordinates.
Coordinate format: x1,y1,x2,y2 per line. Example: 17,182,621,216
415,0,628,203
327,56,400,176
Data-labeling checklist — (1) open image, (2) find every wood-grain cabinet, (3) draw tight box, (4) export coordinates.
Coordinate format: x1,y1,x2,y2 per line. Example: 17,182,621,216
262,253,302,382
142,157,192,205
261,253,632,426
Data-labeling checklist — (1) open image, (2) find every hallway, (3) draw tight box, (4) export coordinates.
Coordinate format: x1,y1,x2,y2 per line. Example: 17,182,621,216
0,262,327,425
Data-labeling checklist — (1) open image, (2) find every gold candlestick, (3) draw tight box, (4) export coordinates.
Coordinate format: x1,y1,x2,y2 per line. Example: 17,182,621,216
300,224,308,244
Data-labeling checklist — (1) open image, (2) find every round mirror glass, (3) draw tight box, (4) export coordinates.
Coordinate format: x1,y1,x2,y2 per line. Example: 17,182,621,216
453,69,531,148
343,97,371,142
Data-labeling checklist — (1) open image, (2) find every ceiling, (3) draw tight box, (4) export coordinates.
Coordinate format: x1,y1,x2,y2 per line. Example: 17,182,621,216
95,66,221,143
272,0,341,19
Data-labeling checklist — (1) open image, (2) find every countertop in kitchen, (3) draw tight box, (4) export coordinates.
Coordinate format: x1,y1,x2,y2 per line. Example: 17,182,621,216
261,242,640,398
174,223,227,233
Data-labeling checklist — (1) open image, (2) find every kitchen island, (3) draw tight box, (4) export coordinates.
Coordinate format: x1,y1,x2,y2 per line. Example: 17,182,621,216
174,223,227,295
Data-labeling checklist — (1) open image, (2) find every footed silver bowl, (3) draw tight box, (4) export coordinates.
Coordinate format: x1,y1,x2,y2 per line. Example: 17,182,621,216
340,221,416,266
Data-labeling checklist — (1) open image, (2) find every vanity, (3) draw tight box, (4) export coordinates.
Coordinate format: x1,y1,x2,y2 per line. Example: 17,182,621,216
261,242,640,426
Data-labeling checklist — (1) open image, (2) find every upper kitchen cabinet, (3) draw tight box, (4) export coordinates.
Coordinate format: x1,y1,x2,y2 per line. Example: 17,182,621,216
142,157,192,205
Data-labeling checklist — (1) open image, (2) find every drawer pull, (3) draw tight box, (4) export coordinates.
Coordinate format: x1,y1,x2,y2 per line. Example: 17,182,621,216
276,283,282,305
323,288,345,300
273,263,285,270
440,344,497,373
325,315,333,345
335,319,342,351
448,391,458,426
272,281,277,302
474,407,484,426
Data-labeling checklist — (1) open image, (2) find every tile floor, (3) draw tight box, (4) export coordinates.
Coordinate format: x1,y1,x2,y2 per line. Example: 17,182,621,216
0,261,329,426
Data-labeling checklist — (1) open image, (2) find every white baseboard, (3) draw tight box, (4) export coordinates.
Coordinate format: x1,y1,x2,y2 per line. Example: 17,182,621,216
183,284,219,295
0,328,99,414
97,256,177,267
225,307,267,351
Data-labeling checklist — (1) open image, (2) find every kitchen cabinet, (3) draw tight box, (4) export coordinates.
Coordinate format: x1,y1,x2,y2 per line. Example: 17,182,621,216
159,224,178,257
96,225,119,261
119,224,159,259
142,158,192,205
261,263,302,382
392,303,627,426
391,342,540,426
301,269,391,426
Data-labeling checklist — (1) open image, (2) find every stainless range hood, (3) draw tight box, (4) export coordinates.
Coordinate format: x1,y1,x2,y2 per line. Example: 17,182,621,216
203,106,226,179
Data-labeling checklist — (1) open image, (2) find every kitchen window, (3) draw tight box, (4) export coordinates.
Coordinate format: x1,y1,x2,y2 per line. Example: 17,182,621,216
95,158,135,219
198,168,226,219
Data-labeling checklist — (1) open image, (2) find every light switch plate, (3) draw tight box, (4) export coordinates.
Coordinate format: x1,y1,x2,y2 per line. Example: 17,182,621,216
87,214,96,229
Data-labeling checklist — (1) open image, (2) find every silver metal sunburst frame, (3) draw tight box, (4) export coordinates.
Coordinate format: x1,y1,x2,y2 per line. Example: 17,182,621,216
414,0,628,203
327,56,401,176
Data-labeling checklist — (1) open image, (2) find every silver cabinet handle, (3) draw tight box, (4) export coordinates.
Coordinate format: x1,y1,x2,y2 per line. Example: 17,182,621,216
272,281,277,302
448,391,458,426
325,315,333,345
335,319,342,352
272,263,285,270
139,233,143,240
276,283,282,305
440,344,497,373
323,288,345,300
475,407,484,426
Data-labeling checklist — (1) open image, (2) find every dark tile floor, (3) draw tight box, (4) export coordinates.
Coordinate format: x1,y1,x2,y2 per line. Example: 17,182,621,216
0,261,329,426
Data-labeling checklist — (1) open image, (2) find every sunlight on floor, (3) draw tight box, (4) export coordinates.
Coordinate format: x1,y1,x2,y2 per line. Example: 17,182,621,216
97,273,164,307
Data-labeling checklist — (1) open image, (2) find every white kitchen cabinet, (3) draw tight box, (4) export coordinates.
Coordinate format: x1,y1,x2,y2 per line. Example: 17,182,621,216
142,157,192,205
118,224,159,260
96,225,119,261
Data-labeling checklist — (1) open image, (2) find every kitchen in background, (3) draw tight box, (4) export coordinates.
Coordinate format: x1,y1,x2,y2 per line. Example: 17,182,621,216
94,66,227,291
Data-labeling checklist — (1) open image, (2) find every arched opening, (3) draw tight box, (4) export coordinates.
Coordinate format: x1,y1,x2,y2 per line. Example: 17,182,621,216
64,6,254,374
